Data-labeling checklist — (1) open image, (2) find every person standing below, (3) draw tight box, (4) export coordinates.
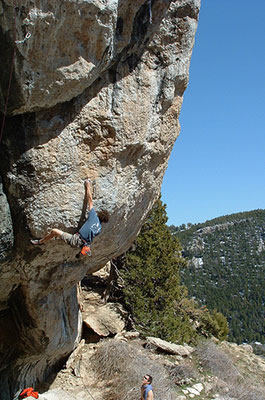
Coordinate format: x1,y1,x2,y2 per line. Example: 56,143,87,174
30,179,109,257
141,375,154,400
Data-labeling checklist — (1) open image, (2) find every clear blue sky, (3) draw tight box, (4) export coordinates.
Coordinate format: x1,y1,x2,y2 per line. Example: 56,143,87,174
161,0,265,226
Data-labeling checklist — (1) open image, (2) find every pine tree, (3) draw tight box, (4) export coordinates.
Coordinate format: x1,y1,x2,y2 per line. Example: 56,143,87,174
120,198,189,341
119,198,229,344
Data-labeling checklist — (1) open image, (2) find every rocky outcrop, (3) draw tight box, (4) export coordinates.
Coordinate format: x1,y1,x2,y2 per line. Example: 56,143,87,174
0,177,14,260
0,0,200,398
146,336,194,356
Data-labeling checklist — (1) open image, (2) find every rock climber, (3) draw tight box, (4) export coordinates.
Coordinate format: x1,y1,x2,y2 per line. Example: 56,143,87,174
30,179,109,257
141,374,154,400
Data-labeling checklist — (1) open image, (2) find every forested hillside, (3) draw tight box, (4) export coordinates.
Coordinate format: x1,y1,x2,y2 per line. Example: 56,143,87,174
171,210,265,344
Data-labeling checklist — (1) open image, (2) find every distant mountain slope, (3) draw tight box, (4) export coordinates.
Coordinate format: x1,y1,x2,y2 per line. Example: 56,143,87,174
171,209,265,344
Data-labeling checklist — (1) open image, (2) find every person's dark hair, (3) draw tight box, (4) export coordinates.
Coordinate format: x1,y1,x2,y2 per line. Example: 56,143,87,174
97,210,110,223
146,375,152,384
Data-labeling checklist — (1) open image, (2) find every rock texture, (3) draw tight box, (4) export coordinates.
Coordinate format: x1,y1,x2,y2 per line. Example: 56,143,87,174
0,177,14,260
0,0,200,398
40,389,80,400
83,304,125,337
146,336,194,356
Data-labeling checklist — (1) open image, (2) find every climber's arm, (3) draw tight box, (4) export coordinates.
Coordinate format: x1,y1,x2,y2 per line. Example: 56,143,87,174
147,390,154,400
84,179,93,211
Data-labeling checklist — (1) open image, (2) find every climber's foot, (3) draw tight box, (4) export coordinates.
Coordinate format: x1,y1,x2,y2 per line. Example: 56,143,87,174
30,239,43,245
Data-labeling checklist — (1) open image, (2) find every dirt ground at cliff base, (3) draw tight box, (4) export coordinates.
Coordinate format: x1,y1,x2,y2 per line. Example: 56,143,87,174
38,271,265,400
40,337,265,400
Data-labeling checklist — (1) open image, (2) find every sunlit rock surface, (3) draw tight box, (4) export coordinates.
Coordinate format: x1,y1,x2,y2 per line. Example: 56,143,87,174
0,0,200,398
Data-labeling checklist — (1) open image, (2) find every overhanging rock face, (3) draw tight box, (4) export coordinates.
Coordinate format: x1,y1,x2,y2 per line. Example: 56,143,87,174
0,0,200,398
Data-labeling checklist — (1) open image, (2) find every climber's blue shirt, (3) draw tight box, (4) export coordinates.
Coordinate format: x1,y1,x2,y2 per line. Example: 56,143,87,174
143,384,153,400
78,208,102,244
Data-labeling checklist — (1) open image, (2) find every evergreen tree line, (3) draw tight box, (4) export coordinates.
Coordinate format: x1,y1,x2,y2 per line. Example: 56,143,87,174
172,209,265,344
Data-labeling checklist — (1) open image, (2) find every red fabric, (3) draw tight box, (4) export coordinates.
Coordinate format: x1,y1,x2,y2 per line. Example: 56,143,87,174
80,245,91,255
19,387,39,399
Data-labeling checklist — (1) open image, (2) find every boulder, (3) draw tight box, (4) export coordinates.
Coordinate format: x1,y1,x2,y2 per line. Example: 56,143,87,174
238,343,253,353
39,389,79,400
83,303,125,337
184,382,204,396
192,382,204,393
123,331,140,340
146,336,194,356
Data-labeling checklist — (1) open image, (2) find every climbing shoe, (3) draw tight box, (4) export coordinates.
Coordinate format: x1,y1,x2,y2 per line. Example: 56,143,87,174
80,245,91,256
30,239,43,245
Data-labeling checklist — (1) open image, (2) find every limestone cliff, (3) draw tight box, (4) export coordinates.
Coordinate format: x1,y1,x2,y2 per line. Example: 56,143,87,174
0,0,200,398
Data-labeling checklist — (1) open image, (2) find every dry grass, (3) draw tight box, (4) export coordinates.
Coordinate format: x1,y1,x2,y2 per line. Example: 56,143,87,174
167,362,199,386
195,341,265,400
195,340,240,382
90,339,177,400
90,339,265,400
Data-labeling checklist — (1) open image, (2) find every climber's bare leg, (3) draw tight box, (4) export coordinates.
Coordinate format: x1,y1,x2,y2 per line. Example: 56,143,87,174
31,228,63,245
